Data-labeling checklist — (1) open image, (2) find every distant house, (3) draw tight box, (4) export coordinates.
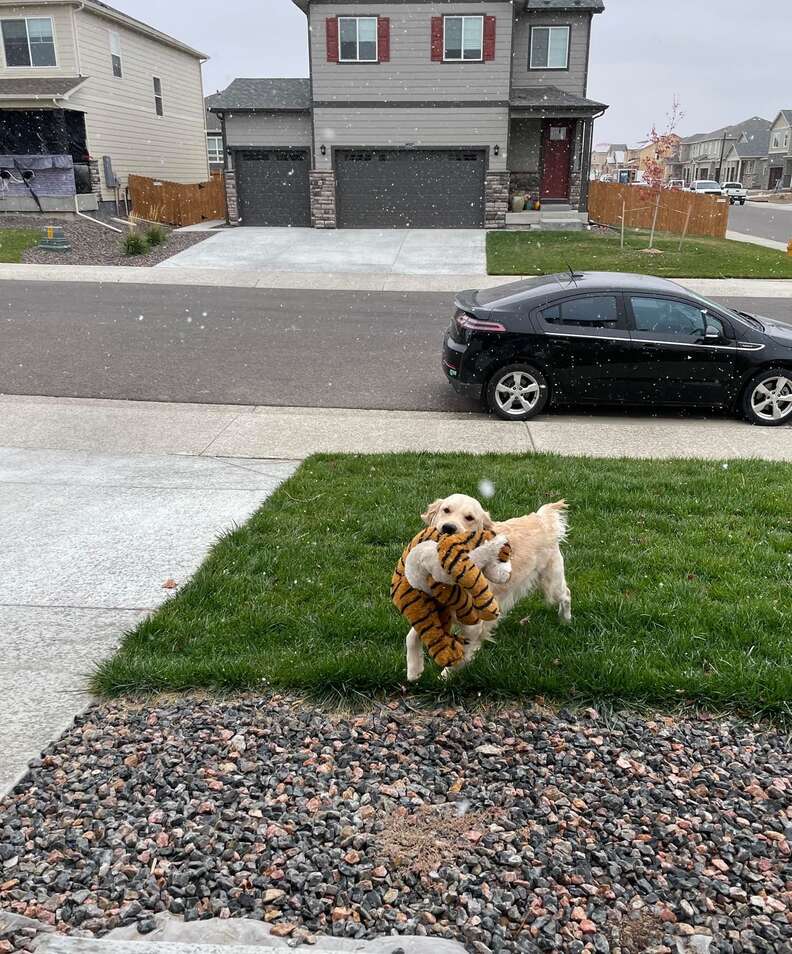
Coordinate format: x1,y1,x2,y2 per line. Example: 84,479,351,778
767,110,792,190
666,117,771,186
0,0,209,212
722,126,771,190
590,143,629,181
205,93,225,172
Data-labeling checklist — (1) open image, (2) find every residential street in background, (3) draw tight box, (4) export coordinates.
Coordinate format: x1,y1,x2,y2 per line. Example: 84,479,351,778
729,201,792,243
1,281,790,413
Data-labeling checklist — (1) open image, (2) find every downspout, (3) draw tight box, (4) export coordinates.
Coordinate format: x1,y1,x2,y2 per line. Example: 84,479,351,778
73,192,122,230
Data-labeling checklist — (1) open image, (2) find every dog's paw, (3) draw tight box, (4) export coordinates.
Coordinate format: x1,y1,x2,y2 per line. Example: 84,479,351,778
486,560,512,584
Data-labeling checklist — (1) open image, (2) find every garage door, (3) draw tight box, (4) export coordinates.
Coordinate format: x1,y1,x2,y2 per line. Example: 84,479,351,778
335,149,485,228
234,149,310,227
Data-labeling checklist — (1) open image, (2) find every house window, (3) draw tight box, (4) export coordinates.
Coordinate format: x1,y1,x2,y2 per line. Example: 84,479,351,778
153,76,163,116
338,16,377,62
1,17,56,67
207,135,223,164
773,133,782,149
529,25,569,70
109,31,122,77
444,16,483,61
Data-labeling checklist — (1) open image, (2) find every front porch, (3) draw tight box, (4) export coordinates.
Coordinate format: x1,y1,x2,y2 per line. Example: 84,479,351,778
504,86,606,229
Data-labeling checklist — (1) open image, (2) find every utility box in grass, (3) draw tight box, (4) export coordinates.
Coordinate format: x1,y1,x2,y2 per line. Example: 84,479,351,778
38,225,71,252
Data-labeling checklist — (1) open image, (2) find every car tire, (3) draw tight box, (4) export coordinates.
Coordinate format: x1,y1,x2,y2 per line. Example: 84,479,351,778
740,199,746,206
742,368,792,426
729,198,735,205
486,363,550,422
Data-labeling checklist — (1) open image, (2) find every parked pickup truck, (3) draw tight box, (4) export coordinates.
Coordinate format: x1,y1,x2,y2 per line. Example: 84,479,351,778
689,180,724,196
721,181,747,205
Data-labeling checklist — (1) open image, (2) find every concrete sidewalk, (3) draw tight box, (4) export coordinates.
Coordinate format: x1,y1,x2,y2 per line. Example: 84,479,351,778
2,394,790,461
2,262,792,297
726,230,789,252
0,445,296,797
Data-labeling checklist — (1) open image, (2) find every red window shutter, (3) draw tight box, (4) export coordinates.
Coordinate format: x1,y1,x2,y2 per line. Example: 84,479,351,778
377,17,390,62
431,17,443,62
483,16,496,61
326,17,339,63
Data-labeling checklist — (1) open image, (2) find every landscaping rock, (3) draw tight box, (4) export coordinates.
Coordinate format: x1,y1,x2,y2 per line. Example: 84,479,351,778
1,698,791,954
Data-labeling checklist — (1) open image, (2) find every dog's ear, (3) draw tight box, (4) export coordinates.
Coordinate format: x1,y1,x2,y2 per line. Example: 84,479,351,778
482,509,494,530
421,499,443,526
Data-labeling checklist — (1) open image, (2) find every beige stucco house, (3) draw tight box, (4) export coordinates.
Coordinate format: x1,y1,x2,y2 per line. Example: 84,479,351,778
0,0,209,211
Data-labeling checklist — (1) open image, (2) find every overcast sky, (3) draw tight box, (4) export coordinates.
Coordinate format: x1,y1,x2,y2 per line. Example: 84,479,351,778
114,0,789,145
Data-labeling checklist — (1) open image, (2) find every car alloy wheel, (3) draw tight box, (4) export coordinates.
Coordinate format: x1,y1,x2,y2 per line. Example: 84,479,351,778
487,364,549,421
750,374,792,423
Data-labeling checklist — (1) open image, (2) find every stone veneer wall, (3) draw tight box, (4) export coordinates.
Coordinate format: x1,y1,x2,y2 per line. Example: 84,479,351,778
223,167,239,226
88,159,101,196
310,171,336,228
569,122,586,211
484,172,510,229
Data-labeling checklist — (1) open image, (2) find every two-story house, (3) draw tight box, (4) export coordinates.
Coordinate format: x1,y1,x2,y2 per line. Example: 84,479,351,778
0,0,209,212
666,117,771,188
212,0,607,229
767,110,792,190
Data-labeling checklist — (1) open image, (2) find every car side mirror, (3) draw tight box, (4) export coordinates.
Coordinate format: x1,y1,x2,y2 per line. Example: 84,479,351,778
702,311,721,339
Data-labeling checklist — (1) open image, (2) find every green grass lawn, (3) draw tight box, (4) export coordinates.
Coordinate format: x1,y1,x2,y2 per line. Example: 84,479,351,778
487,229,792,279
94,453,792,717
0,228,39,263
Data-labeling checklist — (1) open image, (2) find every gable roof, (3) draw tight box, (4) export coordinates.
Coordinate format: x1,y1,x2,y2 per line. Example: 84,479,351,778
681,116,770,145
207,78,312,113
522,0,605,9
732,126,771,158
80,0,206,58
772,109,792,128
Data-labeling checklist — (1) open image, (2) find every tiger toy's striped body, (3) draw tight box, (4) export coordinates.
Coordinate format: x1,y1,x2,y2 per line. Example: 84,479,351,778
391,527,511,669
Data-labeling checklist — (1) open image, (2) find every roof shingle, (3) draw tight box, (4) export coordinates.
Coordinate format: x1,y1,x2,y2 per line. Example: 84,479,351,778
207,78,311,112
510,86,608,113
0,77,87,99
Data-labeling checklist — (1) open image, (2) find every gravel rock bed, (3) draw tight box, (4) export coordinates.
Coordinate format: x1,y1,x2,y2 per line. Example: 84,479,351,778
1,698,790,954
0,214,208,266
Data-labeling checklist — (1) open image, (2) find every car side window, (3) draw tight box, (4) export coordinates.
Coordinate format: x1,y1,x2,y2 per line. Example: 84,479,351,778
541,295,620,329
630,297,718,337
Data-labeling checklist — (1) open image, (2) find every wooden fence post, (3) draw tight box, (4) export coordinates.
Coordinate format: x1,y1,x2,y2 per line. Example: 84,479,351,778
620,197,626,250
678,205,692,253
648,192,661,250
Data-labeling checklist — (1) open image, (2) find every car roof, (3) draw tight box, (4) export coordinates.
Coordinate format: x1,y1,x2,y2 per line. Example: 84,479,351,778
473,271,689,308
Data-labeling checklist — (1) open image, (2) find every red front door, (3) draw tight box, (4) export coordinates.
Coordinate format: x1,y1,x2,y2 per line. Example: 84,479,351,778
541,122,573,200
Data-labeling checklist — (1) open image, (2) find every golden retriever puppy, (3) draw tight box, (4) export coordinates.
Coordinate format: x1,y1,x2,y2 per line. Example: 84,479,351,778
405,493,570,681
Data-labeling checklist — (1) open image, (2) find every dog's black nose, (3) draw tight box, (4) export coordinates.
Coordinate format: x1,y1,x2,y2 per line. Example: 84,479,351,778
441,522,458,535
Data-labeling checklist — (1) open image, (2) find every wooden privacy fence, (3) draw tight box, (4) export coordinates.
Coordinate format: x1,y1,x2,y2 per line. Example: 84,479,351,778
588,181,729,240
128,173,226,227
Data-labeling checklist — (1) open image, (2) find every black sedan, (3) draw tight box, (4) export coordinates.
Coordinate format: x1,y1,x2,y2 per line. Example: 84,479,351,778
443,271,792,426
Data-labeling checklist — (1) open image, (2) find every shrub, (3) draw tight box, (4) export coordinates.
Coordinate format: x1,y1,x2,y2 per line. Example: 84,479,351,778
122,232,149,256
145,224,168,247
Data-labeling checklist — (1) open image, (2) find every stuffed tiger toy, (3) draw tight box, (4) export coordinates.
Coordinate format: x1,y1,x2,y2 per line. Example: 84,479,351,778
391,527,511,669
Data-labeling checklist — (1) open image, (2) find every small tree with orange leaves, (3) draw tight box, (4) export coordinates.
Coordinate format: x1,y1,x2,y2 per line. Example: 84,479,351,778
643,98,684,190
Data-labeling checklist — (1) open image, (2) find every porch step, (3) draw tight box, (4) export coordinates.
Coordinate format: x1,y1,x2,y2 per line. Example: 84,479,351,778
504,210,589,231
537,217,588,231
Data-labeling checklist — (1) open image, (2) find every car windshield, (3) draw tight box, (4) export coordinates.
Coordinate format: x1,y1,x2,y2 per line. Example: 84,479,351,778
724,182,742,189
697,181,721,189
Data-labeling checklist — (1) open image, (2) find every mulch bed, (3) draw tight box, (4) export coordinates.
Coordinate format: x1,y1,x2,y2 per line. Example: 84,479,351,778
0,214,208,267
0,698,790,954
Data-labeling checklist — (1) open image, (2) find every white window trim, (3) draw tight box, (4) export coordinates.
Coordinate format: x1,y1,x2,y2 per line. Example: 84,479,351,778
529,24,570,70
443,15,484,63
1,16,57,69
109,30,122,78
337,16,378,63
207,135,224,164
153,76,163,116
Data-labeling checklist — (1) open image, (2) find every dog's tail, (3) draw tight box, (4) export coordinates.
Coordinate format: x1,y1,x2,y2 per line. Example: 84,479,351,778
536,499,569,543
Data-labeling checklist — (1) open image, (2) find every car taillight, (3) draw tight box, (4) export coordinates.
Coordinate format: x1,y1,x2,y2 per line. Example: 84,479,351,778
455,311,506,334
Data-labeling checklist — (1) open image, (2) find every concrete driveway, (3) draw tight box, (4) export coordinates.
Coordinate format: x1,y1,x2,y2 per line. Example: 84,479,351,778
159,227,486,275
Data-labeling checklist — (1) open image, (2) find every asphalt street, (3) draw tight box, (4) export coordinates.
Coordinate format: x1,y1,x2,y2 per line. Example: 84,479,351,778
729,201,792,243
1,281,790,412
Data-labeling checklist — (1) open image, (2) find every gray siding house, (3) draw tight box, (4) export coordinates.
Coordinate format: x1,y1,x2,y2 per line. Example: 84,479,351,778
210,0,608,229
767,110,792,190
667,117,771,188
